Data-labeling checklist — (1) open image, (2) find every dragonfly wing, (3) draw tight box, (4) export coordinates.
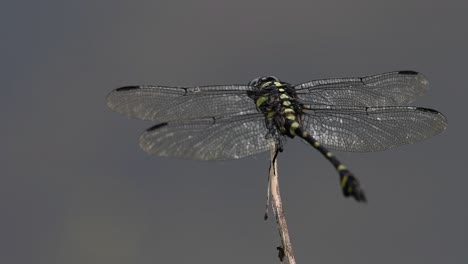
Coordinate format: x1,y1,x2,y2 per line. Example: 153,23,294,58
139,113,274,160
295,71,429,107
301,106,447,152
106,85,257,121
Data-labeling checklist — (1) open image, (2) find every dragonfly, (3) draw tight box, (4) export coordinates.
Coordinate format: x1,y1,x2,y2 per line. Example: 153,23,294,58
106,71,447,202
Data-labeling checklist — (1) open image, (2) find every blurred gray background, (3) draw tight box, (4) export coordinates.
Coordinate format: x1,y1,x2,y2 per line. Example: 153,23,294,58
2,0,466,263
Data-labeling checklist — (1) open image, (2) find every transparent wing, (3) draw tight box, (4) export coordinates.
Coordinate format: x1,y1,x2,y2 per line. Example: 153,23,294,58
301,106,447,152
139,113,274,160
295,71,429,107
106,85,257,121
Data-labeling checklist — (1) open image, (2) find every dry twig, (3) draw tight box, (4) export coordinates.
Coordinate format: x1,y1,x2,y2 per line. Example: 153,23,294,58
268,143,296,264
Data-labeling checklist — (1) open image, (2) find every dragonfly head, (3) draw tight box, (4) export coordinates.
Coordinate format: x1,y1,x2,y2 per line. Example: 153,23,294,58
248,76,280,88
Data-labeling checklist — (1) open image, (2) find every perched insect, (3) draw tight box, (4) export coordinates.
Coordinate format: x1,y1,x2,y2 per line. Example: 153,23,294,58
106,71,447,202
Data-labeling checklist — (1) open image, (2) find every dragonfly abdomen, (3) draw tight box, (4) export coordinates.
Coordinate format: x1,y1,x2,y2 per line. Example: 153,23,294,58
284,119,367,202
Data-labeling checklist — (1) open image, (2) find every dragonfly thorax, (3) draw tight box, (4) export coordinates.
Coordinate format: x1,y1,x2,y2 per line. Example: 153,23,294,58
247,78,303,139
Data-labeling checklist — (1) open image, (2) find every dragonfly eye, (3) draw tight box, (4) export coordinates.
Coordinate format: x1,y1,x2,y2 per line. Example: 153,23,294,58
248,77,260,86
264,76,280,82
249,76,280,87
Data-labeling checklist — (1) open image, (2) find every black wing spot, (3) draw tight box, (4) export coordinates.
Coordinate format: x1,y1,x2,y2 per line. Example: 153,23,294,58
398,70,419,75
115,86,140,92
416,107,441,114
146,122,169,132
